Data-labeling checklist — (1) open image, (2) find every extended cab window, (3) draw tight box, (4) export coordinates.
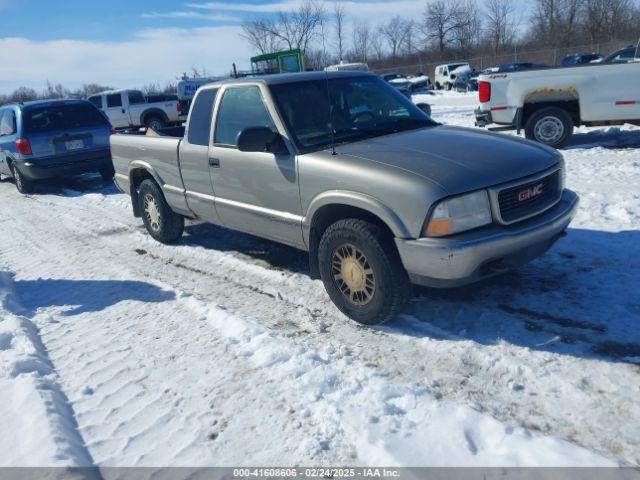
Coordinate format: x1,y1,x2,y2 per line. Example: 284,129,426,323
107,94,122,108
0,110,16,136
187,88,218,146
128,91,145,105
214,86,275,147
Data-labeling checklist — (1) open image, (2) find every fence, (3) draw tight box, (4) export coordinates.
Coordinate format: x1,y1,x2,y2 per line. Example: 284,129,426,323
370,39,637,78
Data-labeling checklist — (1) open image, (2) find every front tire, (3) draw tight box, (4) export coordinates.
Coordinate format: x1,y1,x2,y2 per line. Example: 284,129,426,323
318,219,411,326
524,107,574,149
138,179,184,244
11,163,34,194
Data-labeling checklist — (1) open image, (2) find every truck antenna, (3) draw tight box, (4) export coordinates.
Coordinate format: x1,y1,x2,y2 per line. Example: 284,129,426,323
320,15,337,156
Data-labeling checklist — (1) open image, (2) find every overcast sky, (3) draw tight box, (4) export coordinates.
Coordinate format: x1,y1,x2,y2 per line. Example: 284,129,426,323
0,0,446,94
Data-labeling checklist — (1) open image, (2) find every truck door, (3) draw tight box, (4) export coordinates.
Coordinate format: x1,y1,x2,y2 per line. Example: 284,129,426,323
179,87,221,223
208,84,303,248
105,93,130,128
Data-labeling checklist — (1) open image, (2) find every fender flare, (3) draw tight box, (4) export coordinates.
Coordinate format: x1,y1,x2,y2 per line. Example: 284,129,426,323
127,161,165,216
303,190,411,244
140,108,169,125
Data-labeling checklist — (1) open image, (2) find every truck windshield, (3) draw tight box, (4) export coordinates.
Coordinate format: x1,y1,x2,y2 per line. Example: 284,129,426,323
270,76,435,153
23,103,109,134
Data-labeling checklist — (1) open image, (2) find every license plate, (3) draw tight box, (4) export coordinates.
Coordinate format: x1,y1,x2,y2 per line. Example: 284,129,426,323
65,139,84,150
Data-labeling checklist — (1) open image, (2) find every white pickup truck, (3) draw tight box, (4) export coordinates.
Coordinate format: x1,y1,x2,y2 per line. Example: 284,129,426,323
88,89,183,131
475,53,640,148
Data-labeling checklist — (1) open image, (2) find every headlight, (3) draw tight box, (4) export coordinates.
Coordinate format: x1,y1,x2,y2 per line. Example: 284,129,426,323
424,190,492,237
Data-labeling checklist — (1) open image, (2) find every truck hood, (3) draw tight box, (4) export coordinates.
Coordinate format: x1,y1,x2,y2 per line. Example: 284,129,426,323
336,125,560,195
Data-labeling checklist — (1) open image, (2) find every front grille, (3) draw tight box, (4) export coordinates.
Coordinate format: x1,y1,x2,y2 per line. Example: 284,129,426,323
498,170,561,223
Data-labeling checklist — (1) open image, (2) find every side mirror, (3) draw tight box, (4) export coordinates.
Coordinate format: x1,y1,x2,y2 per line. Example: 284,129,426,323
237,126,287,154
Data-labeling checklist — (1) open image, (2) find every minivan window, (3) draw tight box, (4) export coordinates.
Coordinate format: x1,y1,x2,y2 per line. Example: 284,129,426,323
23,103,109,134
0,110,16,136
88,96,102,109
214,86,275,146
107,94,123,108
128,91,146,105
187,88,218,146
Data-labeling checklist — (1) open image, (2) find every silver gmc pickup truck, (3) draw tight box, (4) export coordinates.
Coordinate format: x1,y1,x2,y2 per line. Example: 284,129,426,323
111,71,578,325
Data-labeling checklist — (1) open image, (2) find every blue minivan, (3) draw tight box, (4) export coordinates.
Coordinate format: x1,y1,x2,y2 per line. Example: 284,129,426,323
0,99,113,193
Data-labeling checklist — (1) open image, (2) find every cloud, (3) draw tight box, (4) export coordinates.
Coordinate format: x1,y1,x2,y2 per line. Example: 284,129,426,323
142,11,241,22
0,26,252,94
187,0,426,21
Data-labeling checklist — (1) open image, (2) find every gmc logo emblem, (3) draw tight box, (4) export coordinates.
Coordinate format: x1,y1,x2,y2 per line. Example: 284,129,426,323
519,183,544,202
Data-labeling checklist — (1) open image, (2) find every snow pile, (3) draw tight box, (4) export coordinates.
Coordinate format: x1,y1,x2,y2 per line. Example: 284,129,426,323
0,271,92,466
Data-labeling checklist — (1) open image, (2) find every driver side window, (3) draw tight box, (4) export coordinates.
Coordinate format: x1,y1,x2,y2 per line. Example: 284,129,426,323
214,86,275,147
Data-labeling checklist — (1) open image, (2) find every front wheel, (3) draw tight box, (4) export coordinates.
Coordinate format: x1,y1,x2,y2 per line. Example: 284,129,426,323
11,163,34,194
138,179,184,244
524,107,574,149
318,219,411,325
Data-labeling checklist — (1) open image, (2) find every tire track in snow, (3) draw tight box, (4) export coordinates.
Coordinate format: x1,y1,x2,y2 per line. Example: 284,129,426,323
0,172,638,463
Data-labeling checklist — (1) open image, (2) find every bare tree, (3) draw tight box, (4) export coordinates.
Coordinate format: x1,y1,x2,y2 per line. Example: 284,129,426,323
484,0,518,54
370,27,386,60
452,0,483,54
241,18,283,54
422,0,464,57
381,16,412,59
529,0,585,48
333,2,347,62
240,0,325,56
352,21,372,62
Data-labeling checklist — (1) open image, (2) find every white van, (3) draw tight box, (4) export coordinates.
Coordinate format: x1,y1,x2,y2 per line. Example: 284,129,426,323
434,63,470,90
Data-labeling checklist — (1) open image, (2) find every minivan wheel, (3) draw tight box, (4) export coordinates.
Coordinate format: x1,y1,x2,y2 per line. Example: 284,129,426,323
138,179,184,244
318,219,411,326
145,116,165,131
525,107,574,149
11,164,34,194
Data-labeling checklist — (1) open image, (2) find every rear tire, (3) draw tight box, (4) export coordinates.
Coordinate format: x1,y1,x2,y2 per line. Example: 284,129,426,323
11,163,34,194
524,107,574,149
145,116,165,131
318,219,411,326
138,179,184,244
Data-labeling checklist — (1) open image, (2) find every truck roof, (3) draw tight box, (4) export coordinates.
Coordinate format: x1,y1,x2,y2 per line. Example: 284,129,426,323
93,88,140,96
204,71,373,88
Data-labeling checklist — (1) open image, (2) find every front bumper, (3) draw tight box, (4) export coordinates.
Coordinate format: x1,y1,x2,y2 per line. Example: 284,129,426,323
18,149,112,180
395,189,579,288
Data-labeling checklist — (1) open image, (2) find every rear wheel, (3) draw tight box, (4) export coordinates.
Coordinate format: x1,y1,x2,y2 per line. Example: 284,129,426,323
318,219,411,325
524,107,574,149
138,179,184,244
145,116,165,131
11,163,34,194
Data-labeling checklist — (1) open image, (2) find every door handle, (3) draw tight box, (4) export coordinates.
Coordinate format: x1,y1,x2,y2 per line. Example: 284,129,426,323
209,157,220,167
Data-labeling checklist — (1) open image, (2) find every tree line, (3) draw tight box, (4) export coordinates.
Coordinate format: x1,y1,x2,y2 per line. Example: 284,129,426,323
0,82,177,107
241,0,640,70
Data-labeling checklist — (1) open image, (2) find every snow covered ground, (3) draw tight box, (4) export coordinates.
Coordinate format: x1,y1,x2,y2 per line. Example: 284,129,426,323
0,91,638,467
